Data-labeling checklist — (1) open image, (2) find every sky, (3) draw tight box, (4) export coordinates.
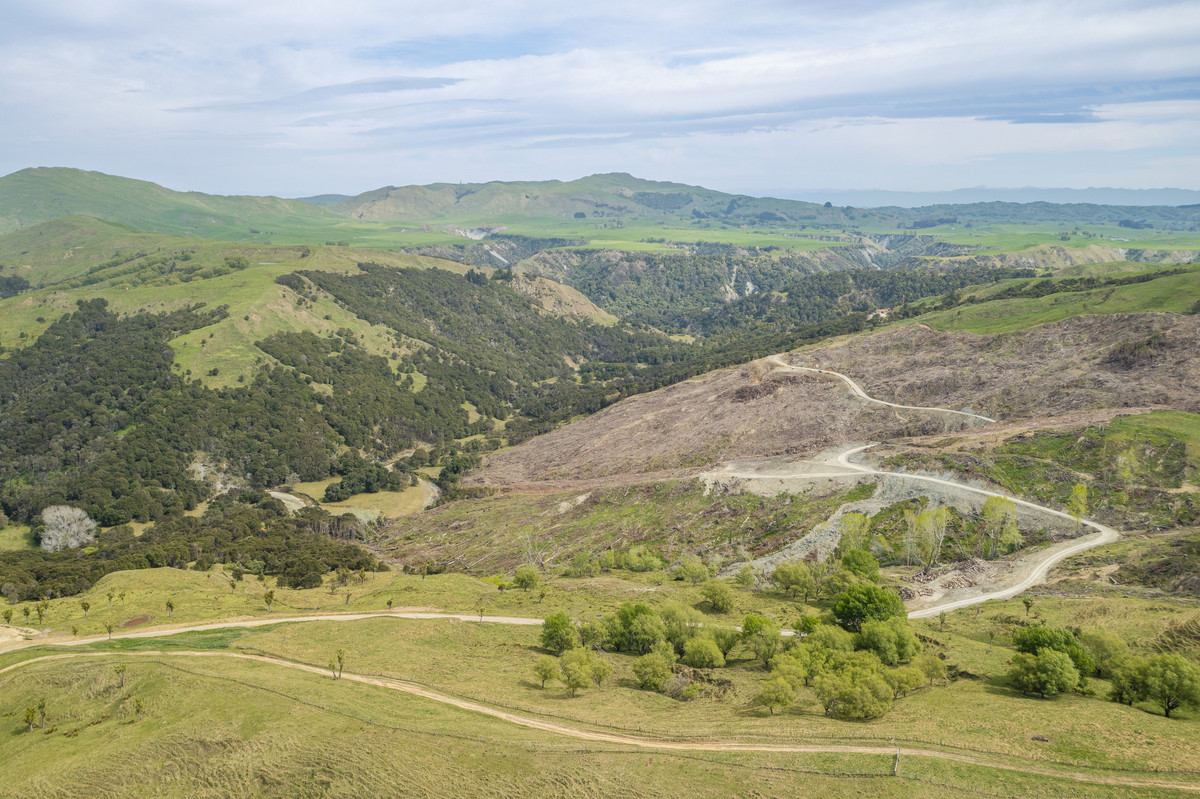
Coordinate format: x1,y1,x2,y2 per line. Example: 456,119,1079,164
2,0,1199,199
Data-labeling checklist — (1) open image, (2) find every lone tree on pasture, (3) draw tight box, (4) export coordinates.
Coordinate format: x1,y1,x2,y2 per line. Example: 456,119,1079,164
336,649,346,679
22,606,31,623
114,664,127,688
36,600,48,624
264,590,275,611
134,698,145,720
105,621,114,639
39,506,98,552
533,655,559,688
107,591,115,609
80,600,90,619
165,599,174,618
1140,654,1200,718
513,565,539,591
1022,597,1034,617
386,598,393,611
36,698,47,729
2,609,12,625
24,707,36,732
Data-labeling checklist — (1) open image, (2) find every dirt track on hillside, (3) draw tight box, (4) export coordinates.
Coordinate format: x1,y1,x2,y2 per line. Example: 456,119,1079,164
3,650,1196,793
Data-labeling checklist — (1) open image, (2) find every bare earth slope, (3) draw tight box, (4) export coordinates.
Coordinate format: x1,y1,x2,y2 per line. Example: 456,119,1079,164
475,311,1198,488
795,313,1200,418
472,360,977,488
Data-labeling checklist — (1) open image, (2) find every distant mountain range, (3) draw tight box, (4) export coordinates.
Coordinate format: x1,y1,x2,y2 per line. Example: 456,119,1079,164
3,168,1199,245
784,187,1200,208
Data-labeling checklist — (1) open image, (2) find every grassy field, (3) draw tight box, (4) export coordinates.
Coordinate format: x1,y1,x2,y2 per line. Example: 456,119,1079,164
11,652,1167,799
914,267,1200,334
0,523,35,551
853,222,1200,254
288,480,434,522
4,592,1199,797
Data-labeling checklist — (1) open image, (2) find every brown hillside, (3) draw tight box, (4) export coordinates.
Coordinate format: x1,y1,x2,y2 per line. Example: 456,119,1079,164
474,312,1198,488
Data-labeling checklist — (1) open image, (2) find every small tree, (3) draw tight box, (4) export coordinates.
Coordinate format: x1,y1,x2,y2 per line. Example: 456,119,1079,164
386,598,394,611
533,655,559,688
914,654,947,687
832,585,906,632
114,664,127,689
1022,597,1034,617
107,591,115,609
683,636,726,669
757,676,797,715
134,698,144,720
590,657,613,688
105,621,114,639
36,599,48,624
165,599,174,618
513,565,539,591
264,590,275,612
2,608,11,625
541,612,578,655
632,652,672,691
24,706,36,732
735,565,755,588
336,649,346,679
1067,483,1088,528
677,556,710,586
80,600,91,619
1139,653,1200,718
741,615,781,667
22,606,31,623
771,560,814,600
559,649,594,696
699,580,734,613
119,591,126,604
1009,650,1078,698
36,698,47,729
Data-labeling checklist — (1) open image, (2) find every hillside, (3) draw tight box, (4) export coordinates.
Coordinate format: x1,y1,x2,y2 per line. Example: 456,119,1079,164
0,167,343,240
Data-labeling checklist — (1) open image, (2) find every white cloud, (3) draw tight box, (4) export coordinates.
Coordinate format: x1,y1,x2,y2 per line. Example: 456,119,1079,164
1,0,1198,194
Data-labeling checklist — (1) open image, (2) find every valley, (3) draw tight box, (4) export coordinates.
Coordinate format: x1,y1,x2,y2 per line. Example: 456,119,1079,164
1,168,1199,798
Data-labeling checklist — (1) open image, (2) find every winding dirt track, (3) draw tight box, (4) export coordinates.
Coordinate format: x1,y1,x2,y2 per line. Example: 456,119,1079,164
765,355,998,423
721,357,1120,618
2,650,1195,794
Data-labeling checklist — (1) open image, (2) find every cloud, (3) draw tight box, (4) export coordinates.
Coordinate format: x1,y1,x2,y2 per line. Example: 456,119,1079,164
0,0,1198,195
173,76,462,112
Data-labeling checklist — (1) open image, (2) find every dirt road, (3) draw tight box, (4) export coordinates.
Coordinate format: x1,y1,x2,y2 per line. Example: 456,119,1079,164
2,649,1194,794
766,355,997,424
710,359,1119,619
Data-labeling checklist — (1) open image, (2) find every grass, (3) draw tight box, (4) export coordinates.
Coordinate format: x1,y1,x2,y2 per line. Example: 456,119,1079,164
380,479,876,574
288,480,433,521
7,654,1116,799
0,523,36,551
914,267,1200,334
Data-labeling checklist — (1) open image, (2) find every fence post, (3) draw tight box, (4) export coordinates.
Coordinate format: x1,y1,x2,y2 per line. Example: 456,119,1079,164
893,748,900,777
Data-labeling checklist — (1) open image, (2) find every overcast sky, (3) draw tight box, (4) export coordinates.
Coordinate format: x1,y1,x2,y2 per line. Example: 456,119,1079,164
2,0,1199,198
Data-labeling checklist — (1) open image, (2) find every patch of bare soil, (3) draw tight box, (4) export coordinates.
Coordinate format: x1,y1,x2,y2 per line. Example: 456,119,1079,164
473,359,974,488
122,616,152,628
790,312,1200,419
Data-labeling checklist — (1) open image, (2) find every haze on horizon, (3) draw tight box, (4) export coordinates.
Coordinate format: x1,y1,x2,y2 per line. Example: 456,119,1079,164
2,0,1199,201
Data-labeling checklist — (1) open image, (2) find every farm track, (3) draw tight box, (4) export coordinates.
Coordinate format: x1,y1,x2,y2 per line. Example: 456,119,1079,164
2,649,1196,794
714,356,1120,618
